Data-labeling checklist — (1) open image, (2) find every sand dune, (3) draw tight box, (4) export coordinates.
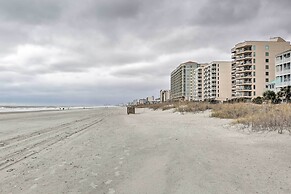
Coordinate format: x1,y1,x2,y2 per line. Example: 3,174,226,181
0,107,291,193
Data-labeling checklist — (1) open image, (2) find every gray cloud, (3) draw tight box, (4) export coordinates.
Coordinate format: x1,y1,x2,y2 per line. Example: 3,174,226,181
0,0,64,24
0,0,291,105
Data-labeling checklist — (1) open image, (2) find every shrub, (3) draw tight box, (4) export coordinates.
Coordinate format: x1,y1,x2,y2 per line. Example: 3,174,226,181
252,96,263,104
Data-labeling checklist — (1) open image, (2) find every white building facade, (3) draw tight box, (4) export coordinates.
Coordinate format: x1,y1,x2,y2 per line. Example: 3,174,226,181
275,49,291,92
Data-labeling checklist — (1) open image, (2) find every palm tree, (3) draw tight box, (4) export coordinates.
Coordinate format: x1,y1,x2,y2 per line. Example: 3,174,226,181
277,86,291,103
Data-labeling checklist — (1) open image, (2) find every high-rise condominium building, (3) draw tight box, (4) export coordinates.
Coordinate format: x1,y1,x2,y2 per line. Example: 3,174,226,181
275,49,291,92
170,61,200,101
203,61,232,101
193,65,206,101
231,37,291,99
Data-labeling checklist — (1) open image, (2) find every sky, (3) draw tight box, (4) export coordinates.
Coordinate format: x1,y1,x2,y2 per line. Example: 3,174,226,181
1,0,291,106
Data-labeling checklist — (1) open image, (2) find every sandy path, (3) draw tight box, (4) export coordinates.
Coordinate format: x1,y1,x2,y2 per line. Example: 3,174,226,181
0,107,291,194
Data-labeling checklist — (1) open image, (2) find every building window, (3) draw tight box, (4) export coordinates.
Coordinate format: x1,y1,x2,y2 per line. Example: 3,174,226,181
253,72,256,76
265,52,269,56
266,72,269,76
265,45,269,50
253,78,256,82
266,65,269,69
254,91,256,96
266,78,269,82
253,65,256,70
253,59,256,63
252,45,256,50
265,59,269,63
253,52,256,57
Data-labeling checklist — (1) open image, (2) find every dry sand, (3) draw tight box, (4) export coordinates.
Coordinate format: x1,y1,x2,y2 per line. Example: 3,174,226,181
0,107,291,194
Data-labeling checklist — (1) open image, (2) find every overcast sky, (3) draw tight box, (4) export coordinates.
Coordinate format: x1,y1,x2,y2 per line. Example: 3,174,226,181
1,0,291,106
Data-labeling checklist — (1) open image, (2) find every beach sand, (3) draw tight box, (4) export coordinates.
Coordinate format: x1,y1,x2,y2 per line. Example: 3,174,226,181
0,107,291,194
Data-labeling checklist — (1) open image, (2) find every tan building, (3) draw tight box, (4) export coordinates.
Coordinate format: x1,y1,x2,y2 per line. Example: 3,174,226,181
193,65,206,101
170,61,200,101
203,61,232,101
231,37,291,100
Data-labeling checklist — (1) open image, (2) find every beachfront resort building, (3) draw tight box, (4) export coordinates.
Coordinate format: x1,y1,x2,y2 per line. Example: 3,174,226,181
231,37,291,100
170,61,200,101
193,64,207,101
160,90,170,102
203,61,232,101
275,49,291,92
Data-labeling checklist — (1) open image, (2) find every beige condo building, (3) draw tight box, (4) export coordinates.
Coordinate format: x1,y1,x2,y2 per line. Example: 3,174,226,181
231,37,291,100
193,64,206,101
170,61,200,101
203,61,232,101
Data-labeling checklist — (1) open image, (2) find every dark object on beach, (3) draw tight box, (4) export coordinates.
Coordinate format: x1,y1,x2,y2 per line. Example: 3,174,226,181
127,106,135,115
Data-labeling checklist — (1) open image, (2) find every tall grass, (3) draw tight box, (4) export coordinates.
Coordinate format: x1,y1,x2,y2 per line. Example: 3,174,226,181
137,101,212,112
138,101,291,134
211,103,259,119
174,102,212,113
211,103,291,134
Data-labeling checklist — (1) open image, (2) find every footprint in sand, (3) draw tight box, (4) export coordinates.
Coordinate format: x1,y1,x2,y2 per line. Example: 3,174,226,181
105,180,112,185
124,150,130,156
90,182,98,189
114,171,120,176
30,184,38,189
91,172,98,176
108,188,115,194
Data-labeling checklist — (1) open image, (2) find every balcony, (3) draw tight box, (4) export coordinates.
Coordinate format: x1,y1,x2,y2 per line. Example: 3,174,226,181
236,92,252,98
236,73,252,79
237,86,252,91
276,81,291,87
276,69,291,75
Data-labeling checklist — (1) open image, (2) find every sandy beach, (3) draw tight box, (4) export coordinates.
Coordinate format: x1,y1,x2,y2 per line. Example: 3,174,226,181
0,107,291,194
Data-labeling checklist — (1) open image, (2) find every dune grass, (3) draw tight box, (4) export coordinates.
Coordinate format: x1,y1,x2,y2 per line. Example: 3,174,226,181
136,101,291,134
211,103,291,134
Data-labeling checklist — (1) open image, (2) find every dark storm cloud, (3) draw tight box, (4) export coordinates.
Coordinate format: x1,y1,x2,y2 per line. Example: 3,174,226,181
0,0,291,105
90,0,141,19
0,0,64,24
193,0,261,26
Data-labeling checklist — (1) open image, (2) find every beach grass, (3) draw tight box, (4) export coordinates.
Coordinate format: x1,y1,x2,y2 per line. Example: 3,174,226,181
138,102,291,134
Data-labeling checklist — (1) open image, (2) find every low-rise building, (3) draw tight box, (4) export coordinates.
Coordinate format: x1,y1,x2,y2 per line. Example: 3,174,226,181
146,96,155,103
139,99,147,105
160,90,170,102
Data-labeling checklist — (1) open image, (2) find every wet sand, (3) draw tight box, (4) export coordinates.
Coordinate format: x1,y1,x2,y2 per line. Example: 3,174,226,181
0,107,291,194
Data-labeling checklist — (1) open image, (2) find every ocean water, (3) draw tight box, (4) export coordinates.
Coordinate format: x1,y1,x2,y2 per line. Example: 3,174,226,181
0,105,118,113
0,106,104,113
